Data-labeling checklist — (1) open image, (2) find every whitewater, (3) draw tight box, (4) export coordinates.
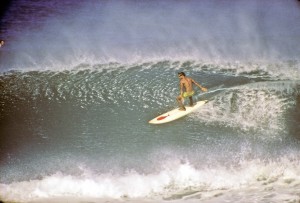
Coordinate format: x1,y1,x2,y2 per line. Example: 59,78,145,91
0,1,300,203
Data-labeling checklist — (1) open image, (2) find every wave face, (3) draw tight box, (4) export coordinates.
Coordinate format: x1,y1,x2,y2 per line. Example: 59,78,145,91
1,61,300,202
1,0,300,202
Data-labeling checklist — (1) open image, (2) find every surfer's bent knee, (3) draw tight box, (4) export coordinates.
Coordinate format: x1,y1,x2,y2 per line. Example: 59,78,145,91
177,95,182,101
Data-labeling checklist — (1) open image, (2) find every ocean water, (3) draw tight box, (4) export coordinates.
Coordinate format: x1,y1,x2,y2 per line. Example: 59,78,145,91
0,1,300,202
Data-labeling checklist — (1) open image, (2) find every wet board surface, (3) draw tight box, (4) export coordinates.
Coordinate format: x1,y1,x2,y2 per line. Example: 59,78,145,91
149,100,208,124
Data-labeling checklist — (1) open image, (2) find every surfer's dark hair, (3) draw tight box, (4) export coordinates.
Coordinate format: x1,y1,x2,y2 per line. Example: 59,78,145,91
178,72,185,76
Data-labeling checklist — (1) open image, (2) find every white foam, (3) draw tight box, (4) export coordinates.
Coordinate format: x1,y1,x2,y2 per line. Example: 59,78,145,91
194,81,298,138
1,156,300,202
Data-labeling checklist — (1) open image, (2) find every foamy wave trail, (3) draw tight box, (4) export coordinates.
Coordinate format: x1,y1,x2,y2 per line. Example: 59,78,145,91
194,81,298,138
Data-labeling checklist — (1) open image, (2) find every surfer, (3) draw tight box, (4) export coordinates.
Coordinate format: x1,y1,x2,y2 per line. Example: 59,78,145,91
177,72,207,111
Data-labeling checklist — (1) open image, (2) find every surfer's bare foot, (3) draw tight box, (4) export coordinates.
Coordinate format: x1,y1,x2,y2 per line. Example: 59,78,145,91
179,107,186,111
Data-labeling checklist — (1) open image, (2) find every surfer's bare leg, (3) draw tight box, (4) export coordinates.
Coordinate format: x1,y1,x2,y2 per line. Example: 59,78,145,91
189,97,193,106
177,96,186,111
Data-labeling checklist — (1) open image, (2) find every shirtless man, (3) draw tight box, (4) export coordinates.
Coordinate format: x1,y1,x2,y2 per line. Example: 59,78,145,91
177,72,207,111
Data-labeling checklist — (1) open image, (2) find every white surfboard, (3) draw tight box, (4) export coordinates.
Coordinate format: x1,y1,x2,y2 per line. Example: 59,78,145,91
149,100,208,124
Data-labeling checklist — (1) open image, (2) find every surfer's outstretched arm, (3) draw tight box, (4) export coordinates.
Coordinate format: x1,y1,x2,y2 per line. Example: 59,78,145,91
192,79,207,92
